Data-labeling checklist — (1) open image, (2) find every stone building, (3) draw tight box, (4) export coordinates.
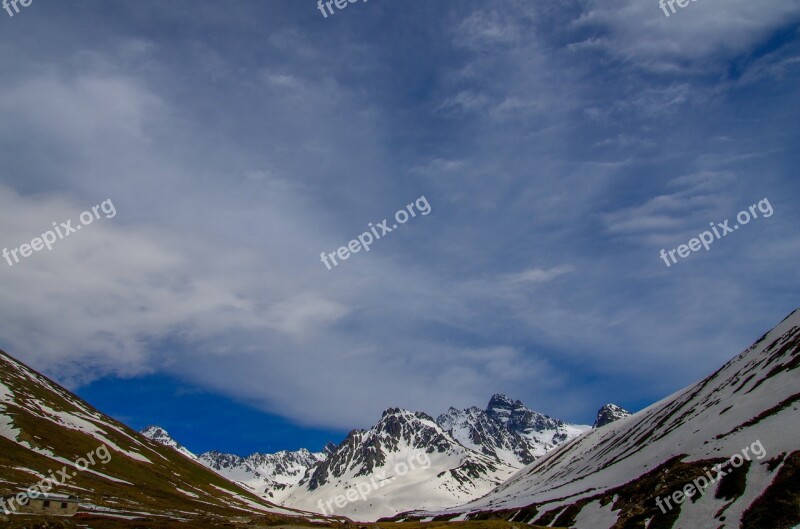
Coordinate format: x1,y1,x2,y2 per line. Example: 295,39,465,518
0,492,81,516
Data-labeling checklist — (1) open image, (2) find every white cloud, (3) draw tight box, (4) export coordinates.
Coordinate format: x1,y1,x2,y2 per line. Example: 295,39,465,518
602,172,733,237
265,293,350,336
0,186,262,384
0,71,162,150
505,266,575,284
572,0,800,70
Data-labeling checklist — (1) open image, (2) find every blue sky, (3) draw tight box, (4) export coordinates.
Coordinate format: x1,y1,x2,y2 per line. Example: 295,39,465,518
1,0,799,456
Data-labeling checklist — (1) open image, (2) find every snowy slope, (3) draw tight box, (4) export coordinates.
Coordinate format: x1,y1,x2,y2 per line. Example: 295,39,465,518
400,309,800,529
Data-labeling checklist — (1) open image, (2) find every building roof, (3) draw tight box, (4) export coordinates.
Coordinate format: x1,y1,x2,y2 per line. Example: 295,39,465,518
1,492,81,503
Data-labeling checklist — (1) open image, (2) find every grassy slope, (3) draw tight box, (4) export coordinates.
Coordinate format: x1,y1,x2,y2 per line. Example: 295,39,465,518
0,349,317,521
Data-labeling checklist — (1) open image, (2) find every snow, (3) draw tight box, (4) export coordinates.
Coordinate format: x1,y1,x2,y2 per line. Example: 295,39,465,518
673,456,782,529
175,487,200,499
439,401,590,466
270,397,595,522
573,500,620,529
284,437,516,521
197,447,326,503
31,403,152,463
0,411,21,444
80,512,143,520
208,484,299,516
0,380,14,402
12,466,48,479
0,380,21,443
33,453,135,485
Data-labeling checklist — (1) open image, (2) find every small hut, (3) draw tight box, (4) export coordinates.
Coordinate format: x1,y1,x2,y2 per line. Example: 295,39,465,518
1,492,81,516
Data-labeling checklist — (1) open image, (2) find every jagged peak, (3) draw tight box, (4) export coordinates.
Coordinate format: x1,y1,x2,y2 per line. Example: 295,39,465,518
141,425,179,444
381,407,411,418
487,393,521,409
598,403,628,412
141,424,168,434
593,403,632,428
379,407,436,424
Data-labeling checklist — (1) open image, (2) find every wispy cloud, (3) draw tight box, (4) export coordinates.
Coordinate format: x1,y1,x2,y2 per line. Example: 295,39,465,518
504,266,575,285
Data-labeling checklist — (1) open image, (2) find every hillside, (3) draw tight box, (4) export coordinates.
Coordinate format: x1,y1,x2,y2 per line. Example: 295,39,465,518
0,350,323,524
391,309,800,529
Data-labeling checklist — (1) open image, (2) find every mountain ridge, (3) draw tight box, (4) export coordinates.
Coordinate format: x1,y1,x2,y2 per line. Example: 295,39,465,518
151,395,590,521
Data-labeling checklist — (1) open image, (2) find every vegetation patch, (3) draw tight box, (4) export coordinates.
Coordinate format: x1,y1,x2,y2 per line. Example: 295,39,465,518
741,451,800,529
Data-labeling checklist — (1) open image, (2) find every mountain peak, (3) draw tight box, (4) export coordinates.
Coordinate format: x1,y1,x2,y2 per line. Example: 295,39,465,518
142,425,170,437
379,407,437,425
593,403,632,428
437,395,590,468
381,406,409,418
141,425,177,444
487,393,521,410
141,425,197,460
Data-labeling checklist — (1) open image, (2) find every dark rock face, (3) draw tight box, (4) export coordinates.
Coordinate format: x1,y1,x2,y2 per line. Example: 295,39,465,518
593,403,632,428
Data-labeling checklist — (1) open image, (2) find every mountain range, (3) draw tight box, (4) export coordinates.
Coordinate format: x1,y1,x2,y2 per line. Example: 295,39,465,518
2,308,798,528
144,395,596,520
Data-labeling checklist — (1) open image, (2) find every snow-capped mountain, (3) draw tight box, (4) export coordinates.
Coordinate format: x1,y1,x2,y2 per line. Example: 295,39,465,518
438,394,590,466
199,448,327,503
281,408,519,521
592,403,631,428
148,394,588,521
141,425,198,460
397,308,800,529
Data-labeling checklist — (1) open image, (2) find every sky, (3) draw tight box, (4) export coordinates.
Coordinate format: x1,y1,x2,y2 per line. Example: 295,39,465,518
1,0,799,456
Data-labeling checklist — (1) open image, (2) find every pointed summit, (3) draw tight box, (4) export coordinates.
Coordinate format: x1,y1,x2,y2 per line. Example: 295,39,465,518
486,393,519,412
438,395,590,467
593,403,632,428
141,425,197,460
